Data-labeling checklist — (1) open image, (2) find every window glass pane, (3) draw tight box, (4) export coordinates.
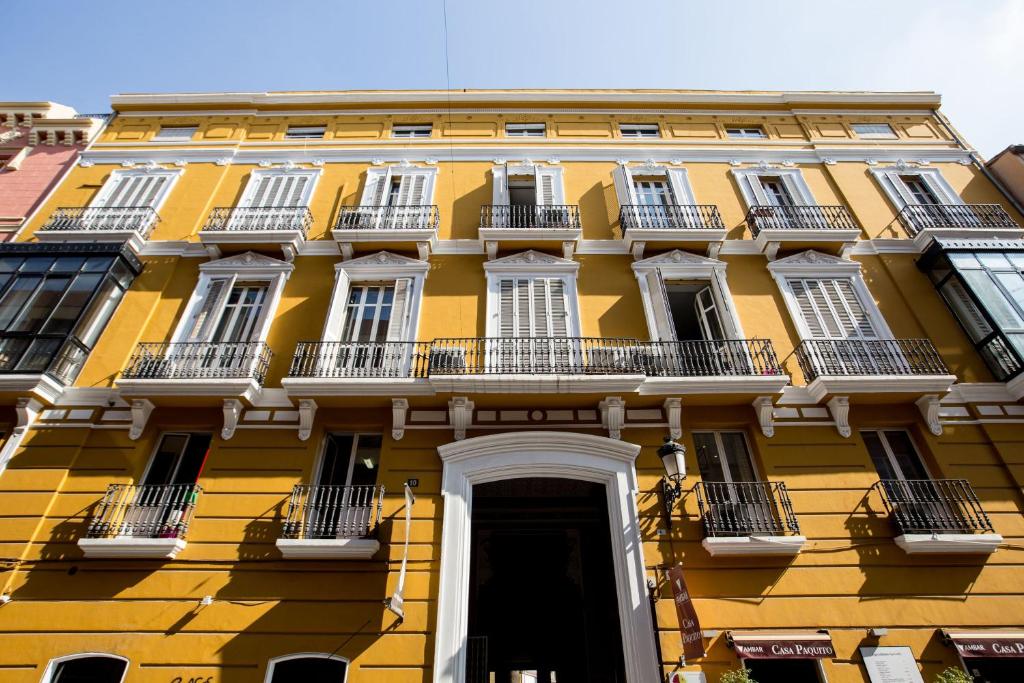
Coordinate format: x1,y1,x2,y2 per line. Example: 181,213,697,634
270,657,347,683
173,433,212,485
939,279,992,342
9,276,69,333
143,434,191,486
978,253,1011,269
21,257,54,273
0,257,23,272
350,434,381,486
861,431,899,480
949,252,980,269
0,338,29,370
318,434,354,486
49,341,88,384
43,273,103,335
994,271,1024,309
84,256,114,272
963,270,1024,328
53,256,86,272
694,433,726,481
0,276,41,330
882,431,929,480
720,432,756,483
16,338,61,372
50,656,127,682
1008,253,1024,270
72,277,125,348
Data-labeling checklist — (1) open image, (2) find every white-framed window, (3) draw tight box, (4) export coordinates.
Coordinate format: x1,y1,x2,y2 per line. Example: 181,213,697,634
619,123,661,138
862,429,931,481
725,126,767,139
153,126,197,142
489,163,568,230
505,122,546,137
851,123,897,139
731,168,816,208
694,431,759,483
141,432,212,487
315,433,381,487
285,125,326,140
631,250,745,342
870,165,963,209
90,168,181,211
359,166,438,207
238,168,320,209
171,253,294,351
42,653,129,683
484,251,581,337
768,251,894,342
265,654,349,683
392,124,432,138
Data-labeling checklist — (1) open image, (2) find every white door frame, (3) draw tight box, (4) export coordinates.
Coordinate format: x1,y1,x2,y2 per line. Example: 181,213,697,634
432,431,659,683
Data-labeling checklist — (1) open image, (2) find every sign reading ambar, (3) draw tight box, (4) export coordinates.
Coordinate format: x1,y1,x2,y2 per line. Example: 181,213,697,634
731,632,836,659
667,565,704,660
945,630,1024,658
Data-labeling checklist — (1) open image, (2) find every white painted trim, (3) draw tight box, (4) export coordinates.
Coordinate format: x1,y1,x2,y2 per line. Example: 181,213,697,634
701,535,806,556
484,252,582,337
731,167,817,207
640,375,790,396
429,374,646,394
264,653,350,683
40,652,129,683
323,252,429,343
116,378,263,403
77,537,187,559
806,375,957,403
869,165,963,210
432,431,658,683
894,533,1002,555
275,538,380,559
237,167,322,208
281,377,436,397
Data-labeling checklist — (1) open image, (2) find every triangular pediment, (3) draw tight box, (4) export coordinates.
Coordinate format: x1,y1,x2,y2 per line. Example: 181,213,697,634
633,249,722,268
487,249,574,267
771,249,846,266
767,249,861,275
343,250,425,266
200,251,293,273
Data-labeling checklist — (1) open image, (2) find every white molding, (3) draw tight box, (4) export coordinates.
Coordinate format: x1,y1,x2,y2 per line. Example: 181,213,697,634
448,397,474,441
808,375,957,403
753,396,775,437
701,535,806,556
0,397,42,477
429,374,646,394
432,431,658,683
282,377,436,398
916,394,943,436
392,399,409,441
664,398,682,439
482,249,579,274
77,537,187,559
41,653,129,683
276,538,380,559
116,378,263,403
894,533,1002,555
827,396,851,438
128,399,154,440
297,399,317,441
221,399,243,440
640,375,789,396
599,396,626,440
484,251,582,338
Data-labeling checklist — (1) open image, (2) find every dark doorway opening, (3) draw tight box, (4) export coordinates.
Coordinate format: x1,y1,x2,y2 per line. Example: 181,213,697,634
745,658,823,682
965,658,1021,682
467,478,626,683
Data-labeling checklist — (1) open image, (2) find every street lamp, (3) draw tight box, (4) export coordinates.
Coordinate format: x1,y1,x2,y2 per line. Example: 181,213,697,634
659,436,686,526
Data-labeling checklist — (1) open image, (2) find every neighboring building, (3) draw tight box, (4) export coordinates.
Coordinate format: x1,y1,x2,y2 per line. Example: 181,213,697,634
987,144,1024,208
0,102,106,238
0,89,1022,683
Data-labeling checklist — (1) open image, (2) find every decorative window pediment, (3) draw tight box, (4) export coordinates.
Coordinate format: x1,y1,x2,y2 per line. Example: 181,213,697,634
612,161,696,207
484,250,581,336
869,164,962,209
359,165,438,207
731,167,816,207
483,249,578,274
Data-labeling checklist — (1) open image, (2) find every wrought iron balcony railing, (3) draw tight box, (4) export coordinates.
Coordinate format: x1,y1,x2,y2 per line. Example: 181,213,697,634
694,481,800,537
873,479,995,535
121,342,274,383
202,206,313,236
790,338,948,381
619,204,725,231
334,205,439,231
480,204,581,230
39,207,160,236
745,204,859,236
281,484,385,540
896,203,1019,236
286,338,782,379
85,483,201,540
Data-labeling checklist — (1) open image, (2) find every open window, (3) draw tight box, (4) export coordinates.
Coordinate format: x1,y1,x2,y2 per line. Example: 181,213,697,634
490,163,567,228
871,166,962,209
229,168,319,233
357,166,437,229
303,433,382,539
613,164,701,229
266,654,349,683
43,654,129,683
83,168,180,236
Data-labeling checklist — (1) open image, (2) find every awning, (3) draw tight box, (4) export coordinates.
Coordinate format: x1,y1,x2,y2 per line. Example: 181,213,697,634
728,631,835,659
944,630,1024,658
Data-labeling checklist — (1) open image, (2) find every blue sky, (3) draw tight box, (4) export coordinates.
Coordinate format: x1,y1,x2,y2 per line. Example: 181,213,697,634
3,0,1021,157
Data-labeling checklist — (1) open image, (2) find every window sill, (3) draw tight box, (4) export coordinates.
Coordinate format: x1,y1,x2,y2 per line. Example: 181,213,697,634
116,377,264,404
754,227,861,259
909,226,1024,253
276,538,380,559
894,533,1002,555
35,229,147,253
78,537,187,559
702,535,806,556
0,373,65,404
806,374,957,403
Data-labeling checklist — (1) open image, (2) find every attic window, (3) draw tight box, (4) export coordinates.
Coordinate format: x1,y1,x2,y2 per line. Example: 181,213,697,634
852,123,897,139
506,123,546,137
285,125,327,140
392,124,433,139
154,126,198,141
620,123,661,138
725,126,767,139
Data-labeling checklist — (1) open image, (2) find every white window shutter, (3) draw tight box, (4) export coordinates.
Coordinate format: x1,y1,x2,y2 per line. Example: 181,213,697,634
612,165,638,207
498,279,516,337
790,278,878,340
385,278,412,342
536,167,564,206
744,174,771,206
184,276,234,342
780,174,810,205
941,279,992,341
666,168,696,205
516,279,531,337
492,165,510,206
694,286,725,340
92,172,171,208
831,279,879,338
790,279,831,339
547,279,569,337
645,270,676,340
360,168,392,206
283,175,310,206
883,171,918,207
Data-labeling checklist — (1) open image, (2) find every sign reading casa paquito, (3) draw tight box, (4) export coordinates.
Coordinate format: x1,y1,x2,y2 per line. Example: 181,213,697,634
731,632,836,659
667,564,704,660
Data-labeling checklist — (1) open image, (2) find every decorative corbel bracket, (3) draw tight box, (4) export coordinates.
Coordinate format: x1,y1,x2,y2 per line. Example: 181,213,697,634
827,396,851,438
298,399,317,441
129,399,154,441
339,243,354,261
706,242,722,259
631,241,646,261
599,396,626,440
752,396,775,438
915,394,943,436
562,241,575,260
448,397,474,441
764,242,781,262
222,399,243,441
663,398,682,440
416,242,430,262
392,398,409,441
484,241,498,261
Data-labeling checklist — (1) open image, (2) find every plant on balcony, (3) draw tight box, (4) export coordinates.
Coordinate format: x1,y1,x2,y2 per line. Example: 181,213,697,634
720,669,757,683
934,668,971,683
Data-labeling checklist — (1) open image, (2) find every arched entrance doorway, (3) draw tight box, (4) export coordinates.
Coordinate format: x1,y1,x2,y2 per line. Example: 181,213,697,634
432,432,659,683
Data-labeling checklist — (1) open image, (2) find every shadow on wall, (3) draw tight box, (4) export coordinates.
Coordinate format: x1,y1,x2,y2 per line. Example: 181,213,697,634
449,167,489,241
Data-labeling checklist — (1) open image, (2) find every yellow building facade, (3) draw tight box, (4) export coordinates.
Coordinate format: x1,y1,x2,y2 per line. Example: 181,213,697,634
0,89,1023,683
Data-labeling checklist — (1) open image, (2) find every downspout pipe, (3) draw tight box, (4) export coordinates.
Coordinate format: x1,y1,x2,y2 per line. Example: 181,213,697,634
932,107,1024,218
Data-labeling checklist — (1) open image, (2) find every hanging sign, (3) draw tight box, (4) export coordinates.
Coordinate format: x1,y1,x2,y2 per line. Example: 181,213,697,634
385,482,415,620
945,631,1024,658
667,564,705,660
731,632,835,659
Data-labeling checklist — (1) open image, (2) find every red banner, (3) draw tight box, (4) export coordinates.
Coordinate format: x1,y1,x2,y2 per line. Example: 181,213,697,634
667,565,704,660
732,635,835,659
950,636,1024,658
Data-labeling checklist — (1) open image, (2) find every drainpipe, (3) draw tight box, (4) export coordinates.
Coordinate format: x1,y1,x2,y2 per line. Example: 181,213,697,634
932,107,1024,218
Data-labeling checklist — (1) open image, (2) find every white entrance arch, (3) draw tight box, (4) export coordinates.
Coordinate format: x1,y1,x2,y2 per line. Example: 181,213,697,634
432,431,660,683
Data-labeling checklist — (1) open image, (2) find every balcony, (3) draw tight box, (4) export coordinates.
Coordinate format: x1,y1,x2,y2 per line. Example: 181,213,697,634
873,479,1002,554
276,484,385,559
479,205,582,259
619,204,726,259
282,337,788,398
896,203,1021,250
36,207,160,251
198,206,313,259
745,204,861,259
790,338,956,402
116,341,273,403
332,205,439,260
694,481,806,556
78,483,201,559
